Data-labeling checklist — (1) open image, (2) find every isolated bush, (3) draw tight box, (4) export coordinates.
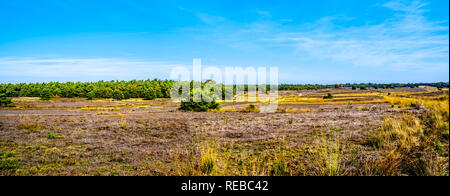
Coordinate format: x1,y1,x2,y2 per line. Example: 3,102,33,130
180,88,221,112
360,86,367,90
180,100,221,112
47,132,57,139
323,93,334,99
352,86,357,90
39,88,54,101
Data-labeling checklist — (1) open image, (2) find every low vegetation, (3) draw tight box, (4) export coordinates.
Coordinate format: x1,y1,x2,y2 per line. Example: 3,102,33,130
17,123,45,132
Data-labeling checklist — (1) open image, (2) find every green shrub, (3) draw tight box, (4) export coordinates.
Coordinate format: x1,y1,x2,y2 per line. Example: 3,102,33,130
323,93,334,99
180,100,221,112
47,132,57,139
180,88,221,112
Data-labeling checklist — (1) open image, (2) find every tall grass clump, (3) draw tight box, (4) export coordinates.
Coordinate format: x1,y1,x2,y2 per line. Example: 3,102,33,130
308,135,344,176
198,143,218,175
270,137,290,176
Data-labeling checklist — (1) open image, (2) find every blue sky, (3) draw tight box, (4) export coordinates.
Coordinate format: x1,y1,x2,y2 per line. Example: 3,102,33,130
0,0,448,84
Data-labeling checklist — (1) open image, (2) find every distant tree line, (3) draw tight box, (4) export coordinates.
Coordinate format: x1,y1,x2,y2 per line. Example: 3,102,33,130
0,79,175,101
278,82,449,91
0,80,448,102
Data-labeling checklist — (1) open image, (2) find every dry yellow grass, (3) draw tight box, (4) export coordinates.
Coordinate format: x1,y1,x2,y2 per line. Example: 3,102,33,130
80,106,119,111
279,100,387,105
368,116,423,150
366,93,449,176
276,108,312,113
199,142,218,175
220,107,236,112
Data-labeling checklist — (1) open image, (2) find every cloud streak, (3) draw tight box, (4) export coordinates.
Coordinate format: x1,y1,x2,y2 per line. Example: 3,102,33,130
0,58,183,83
264,0,449,72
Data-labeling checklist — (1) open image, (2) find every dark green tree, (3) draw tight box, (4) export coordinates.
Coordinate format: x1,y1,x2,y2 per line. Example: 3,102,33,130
86,91,96,100
0,93,15,107
112,89,124,100
40,88,54,101
142,88,156,100
97,87,113,98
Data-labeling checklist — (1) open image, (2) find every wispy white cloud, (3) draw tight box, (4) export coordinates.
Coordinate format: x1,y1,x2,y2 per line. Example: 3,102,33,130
382,0,429,13
256,9,272,18
0,58,184,82
195,13,227,25
264,0,449,72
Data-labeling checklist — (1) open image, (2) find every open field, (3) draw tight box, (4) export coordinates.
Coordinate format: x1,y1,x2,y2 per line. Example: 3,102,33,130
1,87,448,176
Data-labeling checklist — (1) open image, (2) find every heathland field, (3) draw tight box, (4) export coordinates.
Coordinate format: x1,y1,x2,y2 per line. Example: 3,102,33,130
0,87,448,176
